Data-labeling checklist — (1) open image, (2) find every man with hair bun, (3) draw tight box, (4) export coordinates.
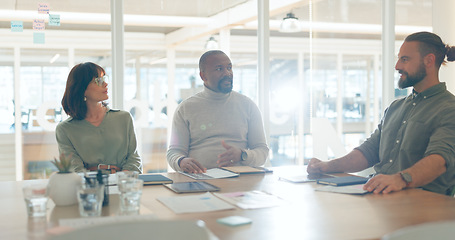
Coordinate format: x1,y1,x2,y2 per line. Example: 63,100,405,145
308,32,455,195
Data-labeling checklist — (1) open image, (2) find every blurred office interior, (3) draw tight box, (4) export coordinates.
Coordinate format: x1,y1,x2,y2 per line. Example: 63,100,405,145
1,0,453,181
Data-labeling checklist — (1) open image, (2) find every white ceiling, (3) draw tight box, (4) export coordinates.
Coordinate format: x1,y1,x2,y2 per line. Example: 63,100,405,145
0,0,432,66
0,0,431,34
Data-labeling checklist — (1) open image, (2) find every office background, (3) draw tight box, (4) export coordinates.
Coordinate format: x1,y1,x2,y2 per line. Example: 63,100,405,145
0,0,454,181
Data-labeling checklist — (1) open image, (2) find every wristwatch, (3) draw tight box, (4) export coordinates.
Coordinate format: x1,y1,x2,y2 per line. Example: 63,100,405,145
399,172,412,188
241,150,248,161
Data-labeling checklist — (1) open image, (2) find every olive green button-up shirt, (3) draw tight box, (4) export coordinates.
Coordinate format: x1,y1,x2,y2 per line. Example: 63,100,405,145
56,108,142,173
356,83,455,195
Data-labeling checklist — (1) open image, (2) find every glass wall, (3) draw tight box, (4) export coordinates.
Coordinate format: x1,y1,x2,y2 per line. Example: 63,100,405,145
0,49,15,181
0,0,433,180
0,61,14,132
269,57,299,165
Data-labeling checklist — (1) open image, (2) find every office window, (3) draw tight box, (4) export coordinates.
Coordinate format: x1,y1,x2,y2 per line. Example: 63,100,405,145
0,0,434,180
0,64,14,133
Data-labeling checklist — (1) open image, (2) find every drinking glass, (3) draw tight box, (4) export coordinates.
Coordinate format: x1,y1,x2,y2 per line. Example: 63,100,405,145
116,171,139,183
77,182,104,217
118,178,143,214
23,183,49,218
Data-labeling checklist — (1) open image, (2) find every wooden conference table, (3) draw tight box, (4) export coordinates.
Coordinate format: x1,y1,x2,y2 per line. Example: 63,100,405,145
2,166,455,240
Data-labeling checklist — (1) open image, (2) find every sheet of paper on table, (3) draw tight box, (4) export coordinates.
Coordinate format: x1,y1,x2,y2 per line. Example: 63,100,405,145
157,192,235,214
214,190,285,209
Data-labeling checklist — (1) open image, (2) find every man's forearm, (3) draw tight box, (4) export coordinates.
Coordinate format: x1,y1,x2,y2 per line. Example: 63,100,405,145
166,148,186,171
243,146,268,167
404,154,446,188
327,149,370,173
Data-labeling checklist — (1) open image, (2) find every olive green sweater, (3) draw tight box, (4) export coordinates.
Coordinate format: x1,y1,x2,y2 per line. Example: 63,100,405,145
56,108,142,173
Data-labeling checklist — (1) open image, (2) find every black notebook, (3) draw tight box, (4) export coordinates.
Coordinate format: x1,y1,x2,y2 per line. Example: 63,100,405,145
138,174,173,185
316,176,368,186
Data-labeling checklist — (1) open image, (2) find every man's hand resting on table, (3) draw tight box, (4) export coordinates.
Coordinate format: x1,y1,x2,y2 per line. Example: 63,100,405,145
307,158,331,174
179,157,206,173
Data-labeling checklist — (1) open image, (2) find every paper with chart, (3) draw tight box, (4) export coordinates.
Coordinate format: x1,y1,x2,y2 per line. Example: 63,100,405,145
157,192,235,214
214,190,285,209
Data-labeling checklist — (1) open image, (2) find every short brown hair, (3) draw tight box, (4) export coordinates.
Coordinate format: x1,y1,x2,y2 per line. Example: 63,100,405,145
61,62,105,120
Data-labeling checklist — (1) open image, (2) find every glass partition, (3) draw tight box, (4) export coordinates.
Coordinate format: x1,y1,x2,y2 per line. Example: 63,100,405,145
0,0,434,180
0,49,15,181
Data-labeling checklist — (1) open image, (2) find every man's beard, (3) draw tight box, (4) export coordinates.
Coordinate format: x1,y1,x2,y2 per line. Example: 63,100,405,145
217,76,233,93
398,62,426,89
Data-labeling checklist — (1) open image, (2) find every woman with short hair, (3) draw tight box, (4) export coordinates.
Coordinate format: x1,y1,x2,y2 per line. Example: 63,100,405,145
56,62,142,173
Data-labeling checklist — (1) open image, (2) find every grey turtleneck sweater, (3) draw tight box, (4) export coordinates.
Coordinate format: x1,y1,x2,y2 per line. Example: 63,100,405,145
167,86,269,171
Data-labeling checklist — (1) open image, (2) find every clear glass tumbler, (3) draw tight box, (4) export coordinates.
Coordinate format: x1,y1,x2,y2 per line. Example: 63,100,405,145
77,182,104,217
118,178,143,214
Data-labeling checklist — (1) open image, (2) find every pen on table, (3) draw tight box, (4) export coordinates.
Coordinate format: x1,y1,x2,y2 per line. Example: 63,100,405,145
324,173,339,178
368,173,377,179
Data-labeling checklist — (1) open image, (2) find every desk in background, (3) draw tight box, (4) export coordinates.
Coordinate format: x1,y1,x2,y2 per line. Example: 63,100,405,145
2,166,455,240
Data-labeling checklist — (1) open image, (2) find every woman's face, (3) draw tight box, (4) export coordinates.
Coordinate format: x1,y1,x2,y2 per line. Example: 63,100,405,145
84,72,108,103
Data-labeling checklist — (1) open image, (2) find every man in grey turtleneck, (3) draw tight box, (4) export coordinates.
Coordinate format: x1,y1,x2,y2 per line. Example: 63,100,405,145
167,50,269,173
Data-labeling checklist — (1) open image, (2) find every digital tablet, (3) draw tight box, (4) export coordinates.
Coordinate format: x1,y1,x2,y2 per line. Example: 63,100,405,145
164,181,220,193
279,173,335,183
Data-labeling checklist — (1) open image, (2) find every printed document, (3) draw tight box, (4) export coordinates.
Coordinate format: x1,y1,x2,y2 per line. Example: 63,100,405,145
157,192,235,214
214,190,285,209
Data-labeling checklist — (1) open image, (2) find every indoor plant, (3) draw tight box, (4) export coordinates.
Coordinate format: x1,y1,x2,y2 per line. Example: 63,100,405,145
47,153,81,206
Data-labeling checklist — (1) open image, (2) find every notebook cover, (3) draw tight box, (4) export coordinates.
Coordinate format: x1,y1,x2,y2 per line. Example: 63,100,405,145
138,174,173,185
316,176,368,186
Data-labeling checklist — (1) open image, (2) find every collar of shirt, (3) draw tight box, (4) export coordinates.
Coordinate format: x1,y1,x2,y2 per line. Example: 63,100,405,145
67,106,118,122
412,89,418,99
409,82,446,100
202,85,231,100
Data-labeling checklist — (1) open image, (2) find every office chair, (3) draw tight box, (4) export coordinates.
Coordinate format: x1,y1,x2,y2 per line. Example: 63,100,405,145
382,220,455,240
50,219,217,240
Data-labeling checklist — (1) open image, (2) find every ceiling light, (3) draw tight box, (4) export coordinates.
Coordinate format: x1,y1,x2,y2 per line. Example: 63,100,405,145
49,54,60,63
149,57,167,65
204,36,219,50
279,12,301,33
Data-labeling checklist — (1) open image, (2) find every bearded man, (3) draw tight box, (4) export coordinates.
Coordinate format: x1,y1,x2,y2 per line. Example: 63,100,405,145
167,50,269,173
308,32,455,195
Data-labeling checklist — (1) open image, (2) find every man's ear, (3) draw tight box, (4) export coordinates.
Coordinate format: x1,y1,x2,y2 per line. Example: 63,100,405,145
199,71,206,82
424,53,436,67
